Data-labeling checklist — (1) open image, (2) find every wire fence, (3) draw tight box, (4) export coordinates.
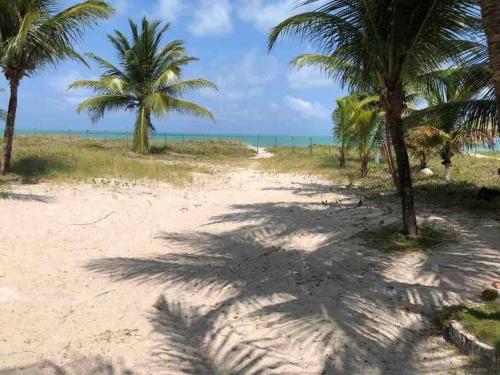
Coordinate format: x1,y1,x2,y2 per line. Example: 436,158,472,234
11,129,498,155
12,129,340,155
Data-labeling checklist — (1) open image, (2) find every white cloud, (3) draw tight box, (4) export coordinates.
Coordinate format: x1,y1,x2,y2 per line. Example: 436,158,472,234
285,95,330,120
200,50,280,101
288,66,331,89
112,0,128,15
158,0,185,22
238,0,328,32
188,0,233,36
49,70,93,108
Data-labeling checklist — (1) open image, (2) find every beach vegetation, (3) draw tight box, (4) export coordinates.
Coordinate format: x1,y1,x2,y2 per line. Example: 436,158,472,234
70,17,216,155
0,0,114,174
268,0,483,238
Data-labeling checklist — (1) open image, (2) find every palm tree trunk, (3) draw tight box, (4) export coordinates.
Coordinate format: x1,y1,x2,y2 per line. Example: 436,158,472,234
339,147,346,168
384,120,399,188
133,107,150,154
1,76,21,174
481,0,500,131
382,84,419,238
360,154,369,177
374,148,381,164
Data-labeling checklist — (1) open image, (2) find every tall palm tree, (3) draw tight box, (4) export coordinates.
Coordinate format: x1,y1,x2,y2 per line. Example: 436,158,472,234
70,18,217,154
0,0,114,174
480,0,500,131
269,0,478,237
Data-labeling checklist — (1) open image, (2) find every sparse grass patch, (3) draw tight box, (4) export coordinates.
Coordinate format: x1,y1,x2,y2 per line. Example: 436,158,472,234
439,303,500,351
258,146,500,212
360,221,456,252
0,136,254,185
259,145,392,187
150,139,255,161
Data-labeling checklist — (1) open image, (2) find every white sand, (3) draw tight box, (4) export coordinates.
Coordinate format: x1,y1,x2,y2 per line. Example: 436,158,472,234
0,167,498,374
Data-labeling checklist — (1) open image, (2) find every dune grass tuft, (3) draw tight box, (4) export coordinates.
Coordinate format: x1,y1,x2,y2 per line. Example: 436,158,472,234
360,222,456,252
0,136,254,185
258,145,500,212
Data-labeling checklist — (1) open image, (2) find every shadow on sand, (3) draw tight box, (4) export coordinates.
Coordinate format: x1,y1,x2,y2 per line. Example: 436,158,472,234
6,181,497,374
0,357,134,375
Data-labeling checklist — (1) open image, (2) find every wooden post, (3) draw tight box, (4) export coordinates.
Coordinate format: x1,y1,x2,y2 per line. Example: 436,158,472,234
292,136,295,154
309,137,313,155
274,136,277,154
68,129,72,142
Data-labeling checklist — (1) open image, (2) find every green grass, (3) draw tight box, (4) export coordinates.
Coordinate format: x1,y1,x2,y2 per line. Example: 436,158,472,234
0,136,254,185
441,303,500,350
360,221,456,252
150,139,255,161
258,145,500,212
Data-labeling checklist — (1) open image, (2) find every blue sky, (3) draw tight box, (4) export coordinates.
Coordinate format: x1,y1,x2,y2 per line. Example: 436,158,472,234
0,0,347,136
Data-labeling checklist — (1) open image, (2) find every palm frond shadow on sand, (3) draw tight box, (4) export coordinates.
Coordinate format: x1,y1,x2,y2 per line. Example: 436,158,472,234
0,357,134,375
86,182,498,374
149,296,293,374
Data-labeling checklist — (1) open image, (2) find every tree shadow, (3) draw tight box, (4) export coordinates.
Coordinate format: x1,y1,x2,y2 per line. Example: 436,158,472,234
0,192,54,203
86,183,498,373
0,357,134,375
149,295,295,374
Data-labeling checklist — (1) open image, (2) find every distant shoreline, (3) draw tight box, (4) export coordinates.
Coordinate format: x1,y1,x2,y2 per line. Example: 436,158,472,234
13,128,499,150
14,129,338,148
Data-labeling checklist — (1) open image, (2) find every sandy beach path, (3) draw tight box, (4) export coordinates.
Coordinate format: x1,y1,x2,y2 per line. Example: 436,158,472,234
0,167,498,374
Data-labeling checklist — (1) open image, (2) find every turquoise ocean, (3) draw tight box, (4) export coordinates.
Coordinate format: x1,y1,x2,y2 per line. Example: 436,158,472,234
15,128,499,150
15,129,337,148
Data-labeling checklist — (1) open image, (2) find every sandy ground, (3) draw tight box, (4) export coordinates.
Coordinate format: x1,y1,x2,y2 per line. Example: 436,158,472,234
0,166,499,374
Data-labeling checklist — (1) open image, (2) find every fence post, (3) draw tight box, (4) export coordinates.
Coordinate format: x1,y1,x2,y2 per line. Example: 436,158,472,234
182,135,185,152
68,129,72,142
274,136,277,154
257,136,260,154
309,137,313,155
104,130,107,143
292,136,295,154
164,132,167,146
86,129,90,143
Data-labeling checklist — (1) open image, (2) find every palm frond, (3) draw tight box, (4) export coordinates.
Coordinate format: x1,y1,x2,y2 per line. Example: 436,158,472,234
76,95,135,122
70,17,215,153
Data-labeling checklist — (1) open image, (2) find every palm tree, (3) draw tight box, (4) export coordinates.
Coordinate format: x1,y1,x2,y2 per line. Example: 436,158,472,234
353,108,381,178
332,94,380,174
332,96,355,168
480,0,500,132
409,66,495,181
0,0,113,174
269,0,478,237
70,18,217,154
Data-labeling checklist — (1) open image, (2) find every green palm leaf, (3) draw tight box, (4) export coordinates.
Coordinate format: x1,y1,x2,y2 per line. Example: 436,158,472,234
69,17,217,154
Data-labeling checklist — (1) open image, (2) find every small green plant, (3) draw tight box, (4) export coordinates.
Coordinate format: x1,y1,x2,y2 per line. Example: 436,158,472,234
438,303,500,351
360,222,456,252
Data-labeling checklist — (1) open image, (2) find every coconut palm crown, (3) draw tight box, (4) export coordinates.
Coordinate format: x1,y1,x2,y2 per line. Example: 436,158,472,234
268,0,479,237
70,18,217,154
0,0,114,174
